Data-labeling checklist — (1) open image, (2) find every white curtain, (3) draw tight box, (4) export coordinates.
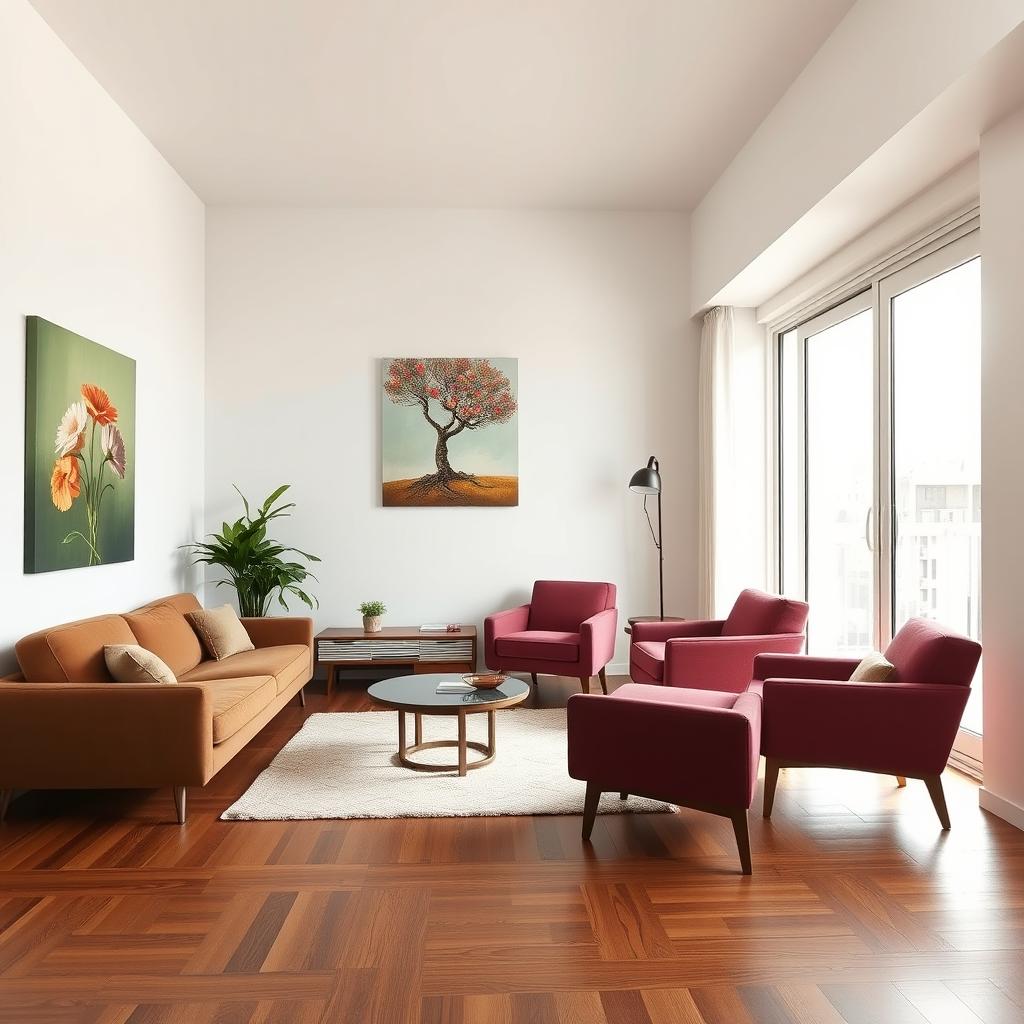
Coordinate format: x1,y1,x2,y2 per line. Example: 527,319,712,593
697,307,732,617
698,306,769,619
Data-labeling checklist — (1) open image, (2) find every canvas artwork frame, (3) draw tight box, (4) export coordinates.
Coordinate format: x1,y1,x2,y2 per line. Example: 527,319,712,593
24,316,136,573
381,357,518,507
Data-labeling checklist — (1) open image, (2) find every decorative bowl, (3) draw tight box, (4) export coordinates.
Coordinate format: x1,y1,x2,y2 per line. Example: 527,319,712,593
462,672,506,690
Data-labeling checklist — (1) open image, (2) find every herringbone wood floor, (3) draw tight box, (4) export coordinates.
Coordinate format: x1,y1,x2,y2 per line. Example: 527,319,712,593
1,674,1022,1024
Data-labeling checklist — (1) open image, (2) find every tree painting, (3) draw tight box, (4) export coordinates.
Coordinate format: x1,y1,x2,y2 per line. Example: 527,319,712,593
382,357,518,507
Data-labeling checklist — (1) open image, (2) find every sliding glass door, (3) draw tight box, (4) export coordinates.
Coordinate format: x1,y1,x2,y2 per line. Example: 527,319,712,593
802,301,874,654
778,227,981,765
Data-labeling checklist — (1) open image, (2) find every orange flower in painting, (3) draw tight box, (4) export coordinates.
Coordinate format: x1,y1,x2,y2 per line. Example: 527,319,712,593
80,383,118,425
50,457,81,512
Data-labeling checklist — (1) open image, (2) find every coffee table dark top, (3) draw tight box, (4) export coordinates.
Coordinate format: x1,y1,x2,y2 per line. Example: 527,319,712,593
367,673,529,713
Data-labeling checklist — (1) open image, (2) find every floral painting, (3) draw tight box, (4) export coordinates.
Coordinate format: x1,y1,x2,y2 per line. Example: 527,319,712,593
24,317,135,573
382,357,518,507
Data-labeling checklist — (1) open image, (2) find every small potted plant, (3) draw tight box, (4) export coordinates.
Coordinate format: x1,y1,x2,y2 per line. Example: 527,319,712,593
359,600,387,633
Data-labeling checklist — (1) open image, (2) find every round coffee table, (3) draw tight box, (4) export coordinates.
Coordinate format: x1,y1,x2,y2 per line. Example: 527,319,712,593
367,673,530,776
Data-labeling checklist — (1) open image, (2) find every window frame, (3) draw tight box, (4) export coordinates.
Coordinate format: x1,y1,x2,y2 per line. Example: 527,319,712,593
769,214,982,771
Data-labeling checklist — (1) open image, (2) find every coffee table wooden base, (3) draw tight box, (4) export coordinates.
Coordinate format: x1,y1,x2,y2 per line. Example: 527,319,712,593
397,710,496,776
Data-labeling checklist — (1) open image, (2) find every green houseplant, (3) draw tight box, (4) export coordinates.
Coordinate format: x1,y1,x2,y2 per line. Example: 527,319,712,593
183,485,320,617
358,600,387,633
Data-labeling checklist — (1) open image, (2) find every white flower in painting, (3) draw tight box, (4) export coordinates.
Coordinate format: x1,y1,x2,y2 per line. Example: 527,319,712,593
101,423,126,479
54,401,88,456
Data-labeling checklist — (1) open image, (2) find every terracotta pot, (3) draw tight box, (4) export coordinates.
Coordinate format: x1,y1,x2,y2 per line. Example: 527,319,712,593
363,615,383,633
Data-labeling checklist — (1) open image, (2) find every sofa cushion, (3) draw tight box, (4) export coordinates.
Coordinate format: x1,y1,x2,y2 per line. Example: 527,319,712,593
494,630,580,663
195,676,277,744
16,615,137,682
528,581,616,633
131,592,203,617
722,589,808,637
180,644,310,695
631,641,665,682
185,605,255,661
124,602,203,677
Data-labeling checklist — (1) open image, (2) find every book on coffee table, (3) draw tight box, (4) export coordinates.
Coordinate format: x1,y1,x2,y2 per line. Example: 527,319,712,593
435,681,475,694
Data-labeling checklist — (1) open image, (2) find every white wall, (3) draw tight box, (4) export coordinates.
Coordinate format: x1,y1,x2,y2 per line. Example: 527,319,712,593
979,105,1024,829
0,0,205,673
691,0,1024,311
205,209,698,672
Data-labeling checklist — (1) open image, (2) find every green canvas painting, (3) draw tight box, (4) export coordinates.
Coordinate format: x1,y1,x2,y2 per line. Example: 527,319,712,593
382,357,518,507
24,317,136,573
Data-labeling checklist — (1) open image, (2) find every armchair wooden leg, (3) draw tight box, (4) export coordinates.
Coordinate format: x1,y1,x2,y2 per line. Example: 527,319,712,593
731,810,752,875
896,775,907,788
619,792,628,800
763,758,781,819
598,666,608,695
173,786,187,825
579,677,590,694
582,781,601,841
924,774,951,830
0,790,12,825
530,672,538,686
298,687,306,708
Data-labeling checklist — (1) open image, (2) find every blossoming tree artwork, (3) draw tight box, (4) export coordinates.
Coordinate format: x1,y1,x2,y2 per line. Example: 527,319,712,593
25,317,136,573
382,357,518,506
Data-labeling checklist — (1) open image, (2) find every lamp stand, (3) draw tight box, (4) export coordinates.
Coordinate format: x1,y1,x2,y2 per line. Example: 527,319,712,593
656,490,664,621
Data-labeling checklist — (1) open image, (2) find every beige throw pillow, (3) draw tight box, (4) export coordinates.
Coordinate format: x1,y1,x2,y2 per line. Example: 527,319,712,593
850,650,896,682
186,605,255,661
104,644,177,685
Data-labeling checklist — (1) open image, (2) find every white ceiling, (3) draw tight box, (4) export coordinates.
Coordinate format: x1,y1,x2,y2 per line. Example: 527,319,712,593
30,0,853,208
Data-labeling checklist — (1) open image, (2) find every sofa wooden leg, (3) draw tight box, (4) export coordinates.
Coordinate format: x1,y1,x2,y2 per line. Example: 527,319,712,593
0,790,12,825
530,672,538,686
579,677,590,694
598,666,608,695
896,775,907,788
925,775,951,830
582,781,601,841
298,687,306,708
763,758,781,819
173,786,187,825
731,810,752,875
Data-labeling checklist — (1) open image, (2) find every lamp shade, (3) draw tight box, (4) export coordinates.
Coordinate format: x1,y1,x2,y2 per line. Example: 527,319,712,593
628,456,661,494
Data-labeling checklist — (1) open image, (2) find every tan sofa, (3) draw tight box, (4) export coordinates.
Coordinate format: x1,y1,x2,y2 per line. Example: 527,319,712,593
0,593,312,823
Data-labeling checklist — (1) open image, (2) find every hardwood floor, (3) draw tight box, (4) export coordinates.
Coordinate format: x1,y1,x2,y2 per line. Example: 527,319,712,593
1,674,1022,1023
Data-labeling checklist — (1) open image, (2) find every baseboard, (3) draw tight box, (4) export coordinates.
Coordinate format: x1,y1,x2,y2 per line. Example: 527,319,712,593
979,787,1024,832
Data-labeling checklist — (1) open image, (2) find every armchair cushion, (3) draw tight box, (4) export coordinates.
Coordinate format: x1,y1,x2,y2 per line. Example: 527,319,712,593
528,580,616,633
631,641,665,682
722,589,809,637
494,630,580,663
884,618,981,685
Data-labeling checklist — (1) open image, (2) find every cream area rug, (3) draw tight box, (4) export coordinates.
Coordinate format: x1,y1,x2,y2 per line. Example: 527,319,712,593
222,709,674,820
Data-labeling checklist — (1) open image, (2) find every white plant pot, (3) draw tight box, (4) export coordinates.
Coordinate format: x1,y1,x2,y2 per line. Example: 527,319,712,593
363,615,383,633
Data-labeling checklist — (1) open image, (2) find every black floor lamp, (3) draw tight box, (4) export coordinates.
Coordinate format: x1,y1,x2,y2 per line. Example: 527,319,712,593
628,456,663,620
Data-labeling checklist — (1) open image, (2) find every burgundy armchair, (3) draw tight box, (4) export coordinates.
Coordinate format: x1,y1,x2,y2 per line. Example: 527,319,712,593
484,581,618,694
568,684,762,874
757,618,981,829
630,589,809,692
